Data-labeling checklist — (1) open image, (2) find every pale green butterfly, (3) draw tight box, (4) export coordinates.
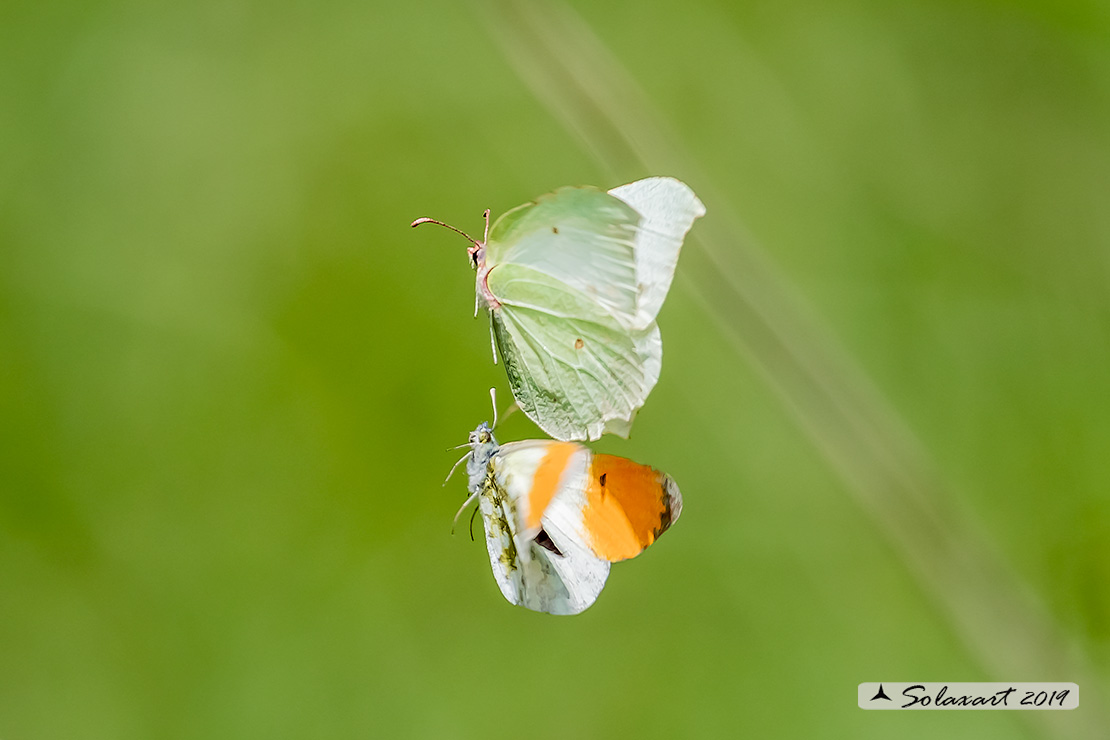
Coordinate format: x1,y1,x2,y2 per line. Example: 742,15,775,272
413,177,705,441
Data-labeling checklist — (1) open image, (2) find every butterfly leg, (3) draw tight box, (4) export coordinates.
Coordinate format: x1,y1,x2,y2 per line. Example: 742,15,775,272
451,490,480,534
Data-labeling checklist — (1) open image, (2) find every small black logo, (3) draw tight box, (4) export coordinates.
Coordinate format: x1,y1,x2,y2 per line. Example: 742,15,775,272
871,684,892,701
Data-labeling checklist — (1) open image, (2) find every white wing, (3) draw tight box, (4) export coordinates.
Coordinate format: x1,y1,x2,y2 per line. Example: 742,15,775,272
608,177,706,329
478,443,610,614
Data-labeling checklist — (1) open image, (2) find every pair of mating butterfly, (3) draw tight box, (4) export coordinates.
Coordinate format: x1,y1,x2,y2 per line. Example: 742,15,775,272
415,177,704,614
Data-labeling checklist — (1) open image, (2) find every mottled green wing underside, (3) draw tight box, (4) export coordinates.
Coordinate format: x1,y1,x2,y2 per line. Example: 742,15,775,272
488,264,662,441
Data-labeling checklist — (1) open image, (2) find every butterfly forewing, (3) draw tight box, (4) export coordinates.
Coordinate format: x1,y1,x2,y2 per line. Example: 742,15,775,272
579,454,683,562
485,187,642,329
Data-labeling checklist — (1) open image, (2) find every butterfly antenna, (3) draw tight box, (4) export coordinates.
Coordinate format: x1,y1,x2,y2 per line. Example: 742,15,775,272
489,387,518,430
410,217,481,247
443,450,470,486
482,208,490,244
451,491,479,534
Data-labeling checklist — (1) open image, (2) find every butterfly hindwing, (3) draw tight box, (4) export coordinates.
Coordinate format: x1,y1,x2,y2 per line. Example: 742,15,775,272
489,290,661,442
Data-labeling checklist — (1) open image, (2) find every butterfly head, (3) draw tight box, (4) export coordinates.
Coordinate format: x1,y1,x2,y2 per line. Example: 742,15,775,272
467,243,484,270
410,208,491,272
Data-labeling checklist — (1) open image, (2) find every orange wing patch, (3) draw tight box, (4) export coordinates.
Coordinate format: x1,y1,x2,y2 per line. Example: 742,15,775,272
582,454,681,562
525,442,580,530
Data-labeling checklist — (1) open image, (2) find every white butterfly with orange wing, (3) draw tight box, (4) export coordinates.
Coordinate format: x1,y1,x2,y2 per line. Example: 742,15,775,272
449,398,682,615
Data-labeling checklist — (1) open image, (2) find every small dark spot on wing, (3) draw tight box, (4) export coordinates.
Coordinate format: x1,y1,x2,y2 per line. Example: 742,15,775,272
574,338,584,350
552,226,559,234
599,473,607,487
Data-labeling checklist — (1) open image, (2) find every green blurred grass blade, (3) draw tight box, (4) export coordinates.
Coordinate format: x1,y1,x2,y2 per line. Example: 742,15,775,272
482,1,1106,736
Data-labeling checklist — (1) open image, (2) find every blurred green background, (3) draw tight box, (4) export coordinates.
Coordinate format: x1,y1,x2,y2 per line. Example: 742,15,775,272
2,0,1108,737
